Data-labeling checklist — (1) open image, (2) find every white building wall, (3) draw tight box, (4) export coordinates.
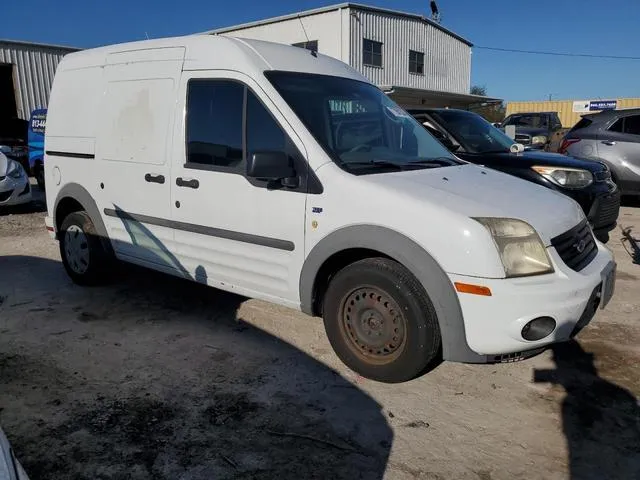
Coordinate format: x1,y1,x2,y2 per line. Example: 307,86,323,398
348,7,471,94
0,41,77,120
212,5,472,95
218,10,347,61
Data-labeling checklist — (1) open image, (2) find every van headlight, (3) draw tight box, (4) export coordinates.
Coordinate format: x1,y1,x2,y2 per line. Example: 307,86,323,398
7,160,24,179
531,166,593,189
474,218,554,277
531,135,548,145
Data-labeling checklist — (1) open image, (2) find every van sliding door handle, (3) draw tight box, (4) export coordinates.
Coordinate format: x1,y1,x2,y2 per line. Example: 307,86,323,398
145,173,165,184
601,141,616,146
176,177,200,189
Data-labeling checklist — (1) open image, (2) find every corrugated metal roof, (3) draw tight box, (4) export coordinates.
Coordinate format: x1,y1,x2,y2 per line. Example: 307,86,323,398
382,85,501,109
205,3,473,47
0,39,79,52
0,41,79,119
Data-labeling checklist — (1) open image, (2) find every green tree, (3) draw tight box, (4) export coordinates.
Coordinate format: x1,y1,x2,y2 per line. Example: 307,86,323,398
470,85,487,96
470,85,505,123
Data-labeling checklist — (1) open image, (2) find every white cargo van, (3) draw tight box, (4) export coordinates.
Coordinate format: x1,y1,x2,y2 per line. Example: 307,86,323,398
44,36,615,383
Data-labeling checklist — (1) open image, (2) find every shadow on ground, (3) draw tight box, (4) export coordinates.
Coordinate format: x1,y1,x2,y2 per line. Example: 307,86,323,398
0,255,392,480
534,341,640,480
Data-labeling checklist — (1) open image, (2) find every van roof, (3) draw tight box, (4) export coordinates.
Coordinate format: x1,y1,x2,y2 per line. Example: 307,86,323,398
58,35,368,83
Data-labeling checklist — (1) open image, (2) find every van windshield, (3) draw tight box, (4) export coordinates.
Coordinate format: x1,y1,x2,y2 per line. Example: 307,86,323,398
265,71,460,173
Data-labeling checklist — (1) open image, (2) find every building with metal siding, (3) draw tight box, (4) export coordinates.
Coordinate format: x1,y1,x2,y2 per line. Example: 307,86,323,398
506,98,640,128
208,3,494,108
0,39,79,120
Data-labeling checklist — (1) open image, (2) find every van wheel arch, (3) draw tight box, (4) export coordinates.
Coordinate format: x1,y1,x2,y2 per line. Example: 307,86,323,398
54,183,113,256
299,225,487,364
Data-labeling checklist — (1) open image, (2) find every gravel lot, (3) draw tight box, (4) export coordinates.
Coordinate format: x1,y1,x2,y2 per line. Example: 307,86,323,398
1,187,639,480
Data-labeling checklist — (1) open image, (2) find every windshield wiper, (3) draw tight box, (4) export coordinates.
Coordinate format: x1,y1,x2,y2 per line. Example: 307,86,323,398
408,157,458,166
344,157,457,171
343,160,406,170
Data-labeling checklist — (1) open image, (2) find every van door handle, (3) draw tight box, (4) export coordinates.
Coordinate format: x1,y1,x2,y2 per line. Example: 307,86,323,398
176,177,200,189
145,173,165,184
601,141,616,146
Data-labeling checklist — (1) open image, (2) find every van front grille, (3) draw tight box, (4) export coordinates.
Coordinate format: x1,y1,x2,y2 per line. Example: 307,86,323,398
551,219,598,271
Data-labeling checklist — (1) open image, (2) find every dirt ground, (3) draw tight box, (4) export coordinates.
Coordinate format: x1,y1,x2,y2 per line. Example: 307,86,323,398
1,187,639,480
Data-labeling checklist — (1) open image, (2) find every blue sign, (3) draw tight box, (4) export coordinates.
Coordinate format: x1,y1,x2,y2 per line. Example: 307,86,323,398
589,100,617,111
28,108,47,170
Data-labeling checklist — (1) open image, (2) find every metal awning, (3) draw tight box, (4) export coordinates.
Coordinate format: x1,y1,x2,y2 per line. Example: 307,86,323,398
380,86,502,110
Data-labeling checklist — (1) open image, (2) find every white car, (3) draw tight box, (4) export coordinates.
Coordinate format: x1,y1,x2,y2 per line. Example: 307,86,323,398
43,36,616,383
0,151,32,207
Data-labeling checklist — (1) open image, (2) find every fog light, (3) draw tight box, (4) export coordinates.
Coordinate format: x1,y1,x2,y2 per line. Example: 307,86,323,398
521,317,556,341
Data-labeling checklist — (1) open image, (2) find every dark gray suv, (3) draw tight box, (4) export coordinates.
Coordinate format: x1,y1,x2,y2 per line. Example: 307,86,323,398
560,109,640,196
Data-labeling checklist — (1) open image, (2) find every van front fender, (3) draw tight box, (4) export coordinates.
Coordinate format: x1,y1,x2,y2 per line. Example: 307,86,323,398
299,225,487,363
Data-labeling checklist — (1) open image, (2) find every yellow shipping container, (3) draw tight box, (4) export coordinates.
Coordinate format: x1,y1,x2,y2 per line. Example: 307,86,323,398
505,98,640,128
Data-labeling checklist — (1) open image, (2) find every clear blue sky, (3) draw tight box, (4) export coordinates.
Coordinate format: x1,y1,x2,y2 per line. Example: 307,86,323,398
4,0,639,101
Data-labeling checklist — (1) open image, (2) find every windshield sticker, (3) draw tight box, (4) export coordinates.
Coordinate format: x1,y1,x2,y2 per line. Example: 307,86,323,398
385,105,411,118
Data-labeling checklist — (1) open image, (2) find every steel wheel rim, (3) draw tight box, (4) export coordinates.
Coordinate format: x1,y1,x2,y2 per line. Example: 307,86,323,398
339,286,407,364
64,225,90,275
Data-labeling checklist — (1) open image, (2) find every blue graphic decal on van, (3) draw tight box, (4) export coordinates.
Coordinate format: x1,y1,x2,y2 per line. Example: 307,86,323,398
28,108,47,170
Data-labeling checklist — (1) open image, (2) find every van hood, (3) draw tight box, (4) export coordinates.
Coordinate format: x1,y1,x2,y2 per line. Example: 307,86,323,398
361,164,584,245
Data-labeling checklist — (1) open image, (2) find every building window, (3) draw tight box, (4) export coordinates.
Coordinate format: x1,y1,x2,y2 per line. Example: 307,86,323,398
363,39,383,67
292,40,318,52
409,50,424,75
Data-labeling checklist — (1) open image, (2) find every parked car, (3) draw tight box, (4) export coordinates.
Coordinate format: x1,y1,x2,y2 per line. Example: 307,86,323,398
44,36,616,383
0,425,30,479
409,108,620,242
0,150,32,207
0,117,29,173
559,108,640,196
500,111,563,150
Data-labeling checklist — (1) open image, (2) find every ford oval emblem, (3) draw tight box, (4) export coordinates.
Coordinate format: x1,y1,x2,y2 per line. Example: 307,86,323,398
574,239,587,253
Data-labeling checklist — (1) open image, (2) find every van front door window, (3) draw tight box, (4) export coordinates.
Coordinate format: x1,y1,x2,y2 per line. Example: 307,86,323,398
186,80,243,169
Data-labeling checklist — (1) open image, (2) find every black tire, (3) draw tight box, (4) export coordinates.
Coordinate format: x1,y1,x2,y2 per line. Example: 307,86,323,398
34,164,45,191
323,258,441,383
59,211,109,285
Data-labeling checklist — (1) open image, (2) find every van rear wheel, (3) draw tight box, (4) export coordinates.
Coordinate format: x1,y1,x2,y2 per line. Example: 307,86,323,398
322,258,441,383
59,211,108,285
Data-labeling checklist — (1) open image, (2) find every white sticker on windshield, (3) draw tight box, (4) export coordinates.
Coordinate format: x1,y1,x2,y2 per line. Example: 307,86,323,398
385,105,410,118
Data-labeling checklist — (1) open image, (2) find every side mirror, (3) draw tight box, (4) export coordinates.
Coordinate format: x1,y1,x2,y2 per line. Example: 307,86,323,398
247,151,297,186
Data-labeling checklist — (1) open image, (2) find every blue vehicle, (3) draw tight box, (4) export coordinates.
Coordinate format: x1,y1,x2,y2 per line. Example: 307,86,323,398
28,108,47,189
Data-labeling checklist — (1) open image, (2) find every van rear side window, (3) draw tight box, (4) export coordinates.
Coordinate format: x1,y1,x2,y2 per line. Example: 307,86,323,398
186,80,244,169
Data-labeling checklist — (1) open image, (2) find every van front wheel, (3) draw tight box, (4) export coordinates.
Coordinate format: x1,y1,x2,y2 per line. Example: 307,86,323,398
322,258,441,383
59,211,108,285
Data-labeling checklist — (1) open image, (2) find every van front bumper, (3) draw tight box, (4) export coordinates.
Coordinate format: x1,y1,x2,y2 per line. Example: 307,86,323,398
448,243,615,362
